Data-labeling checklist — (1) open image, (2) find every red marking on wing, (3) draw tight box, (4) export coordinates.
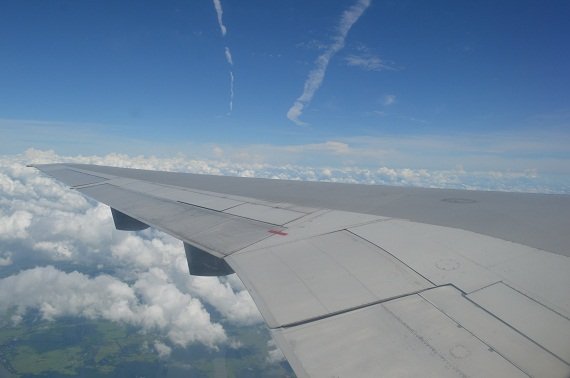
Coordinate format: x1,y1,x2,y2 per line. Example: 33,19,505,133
268,229,288,236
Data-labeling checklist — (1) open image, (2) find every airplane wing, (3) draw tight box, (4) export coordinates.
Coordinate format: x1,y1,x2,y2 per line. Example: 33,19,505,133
31,163,570,377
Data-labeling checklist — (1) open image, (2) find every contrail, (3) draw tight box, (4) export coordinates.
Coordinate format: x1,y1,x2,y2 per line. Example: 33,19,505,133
212,0,227,36
287,0,371,125
226,47,234,113
229,71,234,112
211,0,234,113
225,46,233,66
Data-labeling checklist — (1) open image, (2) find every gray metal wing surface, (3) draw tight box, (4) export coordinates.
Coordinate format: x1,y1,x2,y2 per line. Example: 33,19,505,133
32,163,570,378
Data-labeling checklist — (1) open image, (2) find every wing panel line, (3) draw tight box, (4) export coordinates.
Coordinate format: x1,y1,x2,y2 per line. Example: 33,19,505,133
345,228,437,287
272,284,454,330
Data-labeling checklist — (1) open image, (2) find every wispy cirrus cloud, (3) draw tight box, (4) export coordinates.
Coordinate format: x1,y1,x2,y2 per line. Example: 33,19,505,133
345,53,395,71
212,0,227,36
211,0,234,113
281,141,351,155
224,46,233,65
225,47,235,112
287,0,371,126
229,71,234,112
382,94,396,106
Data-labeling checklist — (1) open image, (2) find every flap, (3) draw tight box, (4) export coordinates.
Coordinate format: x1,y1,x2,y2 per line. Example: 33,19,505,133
227,230,433,328
79,183,280,257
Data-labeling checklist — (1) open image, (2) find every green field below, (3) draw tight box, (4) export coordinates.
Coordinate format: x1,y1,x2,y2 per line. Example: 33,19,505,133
0,314,293,377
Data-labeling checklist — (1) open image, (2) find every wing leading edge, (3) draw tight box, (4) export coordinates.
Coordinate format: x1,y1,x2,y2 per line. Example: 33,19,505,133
32,163,570,377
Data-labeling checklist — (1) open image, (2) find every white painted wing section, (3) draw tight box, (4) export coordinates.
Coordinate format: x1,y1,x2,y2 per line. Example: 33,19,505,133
37,166,109,186
350,219,570,317
78,184,280,257
421,286,570,378
224,203,304,225
227,231,433,328
467,283,570,364
36,162,570,256
350,220,503,293
111,179,244,211
272,287,529,378
231,215,570,377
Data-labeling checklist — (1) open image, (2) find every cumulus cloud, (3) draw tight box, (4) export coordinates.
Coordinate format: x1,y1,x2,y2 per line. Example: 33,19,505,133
0,251,12,266
0,266,226,348
154,341,172,358
189,134,570,180
0,209,32,239
0,152,268,357
188,276,262,325
287,0,371,125
267,339,286,363
18,146,565,192
0,266,135,321
33,240,75,259
134,268,227,348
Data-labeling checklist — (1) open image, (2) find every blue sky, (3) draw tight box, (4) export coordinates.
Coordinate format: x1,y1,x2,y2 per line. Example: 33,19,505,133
1,0,569,174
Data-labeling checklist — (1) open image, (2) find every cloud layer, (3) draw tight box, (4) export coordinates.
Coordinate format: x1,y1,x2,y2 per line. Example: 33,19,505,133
0,266,227,348
287,0,371,125
0,151,264,354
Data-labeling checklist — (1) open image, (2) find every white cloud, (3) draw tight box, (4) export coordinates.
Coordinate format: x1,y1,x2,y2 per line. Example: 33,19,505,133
282,140,351,155
33,241,74,259
0,252,12,266
287,0,371,125
154,341,172,358
346,54,395,71
192,134,570,179
0,266,227,348
210,0,234,114
229,71,234,113
286,102,306,126
225,47,233,65
267,339,286,363
212,145,224,158
382,94,396,106
0,210,33,239
0,154,269,355
212,0,227,36
110,233,183,271
188,276,262,325
134,268,227,348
